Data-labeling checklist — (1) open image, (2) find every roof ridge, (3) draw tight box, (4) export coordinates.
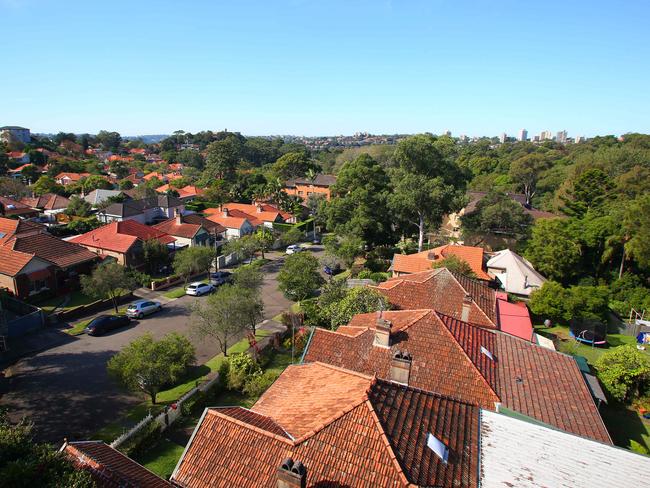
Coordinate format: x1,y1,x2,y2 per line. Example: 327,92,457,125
291,395,370,444
447,270,495,326
308,361,375,380
208,408,295,444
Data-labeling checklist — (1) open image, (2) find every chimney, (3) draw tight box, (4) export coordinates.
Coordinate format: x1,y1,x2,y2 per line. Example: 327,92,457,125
461,294,472,322
390,351,412,385
222,207,229,217
374,312,391,348
256,202,263,213
277,458,307,488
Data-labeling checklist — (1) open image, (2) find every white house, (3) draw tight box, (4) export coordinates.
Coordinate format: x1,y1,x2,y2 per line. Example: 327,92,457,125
487,249,546,297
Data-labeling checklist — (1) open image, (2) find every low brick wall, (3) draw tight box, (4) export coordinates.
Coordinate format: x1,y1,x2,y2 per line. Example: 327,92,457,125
56,293,134,322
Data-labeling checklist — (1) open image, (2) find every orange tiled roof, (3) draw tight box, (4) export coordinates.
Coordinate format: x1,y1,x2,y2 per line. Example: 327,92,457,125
304,309,612,444
374,268,497,327
0,245,35,276
223,202,288,223
392,244,491,280
0,216,45,243
64,441,172,487
182,213,226,235
153,217,202,239
71,220,175,253
171,362,480,488
55,172,90,182
205,210,252,229
7,233,97,268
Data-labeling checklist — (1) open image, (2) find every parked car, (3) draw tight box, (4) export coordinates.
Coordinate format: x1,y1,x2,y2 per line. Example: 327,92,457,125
85,314,131,336
210,271,232,286
286,244,304,255
185,282,215,296
126,300,162,319
312,236,322,245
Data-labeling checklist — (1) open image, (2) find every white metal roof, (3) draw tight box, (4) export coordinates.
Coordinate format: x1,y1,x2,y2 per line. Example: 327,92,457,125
480,409,650,488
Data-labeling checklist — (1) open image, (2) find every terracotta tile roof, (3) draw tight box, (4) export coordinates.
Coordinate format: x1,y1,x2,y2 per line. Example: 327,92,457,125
182,213,226,235
171,362,479,488
392,244,491,280
374,269,497,328
494,333,611,444
71,220,175,254
251,362,372,439
305,310,499,408
143,171,164,181
0,196,39,216
55,172,90,182
0,245,35,276
8,233,98,268
222,202,288,223
205,209,251,230
63,441,172,487
304,309,611,444
153,217,201,239
0,216,45,243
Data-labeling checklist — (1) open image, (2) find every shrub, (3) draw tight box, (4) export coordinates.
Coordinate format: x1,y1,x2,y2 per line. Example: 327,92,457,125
369,272,389,283
226,352,261,391
282,327,310,356
242,371,278,397
595,345,650,403
117,420,162,458
326,287,389,329
357,270,373,279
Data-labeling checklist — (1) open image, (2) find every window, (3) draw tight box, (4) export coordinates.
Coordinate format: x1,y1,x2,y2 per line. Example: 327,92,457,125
29,279,48,294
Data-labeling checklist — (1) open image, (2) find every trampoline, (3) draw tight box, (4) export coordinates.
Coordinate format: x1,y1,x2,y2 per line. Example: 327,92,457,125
569,325,607,346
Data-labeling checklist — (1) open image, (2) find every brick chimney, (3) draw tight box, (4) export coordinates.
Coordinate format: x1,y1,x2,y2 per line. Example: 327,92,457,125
222,207,229,218
374,312,391,348
175,208,182,225
461,294,472,322
390,350,412,385
277,458,307,488
256,202,263,213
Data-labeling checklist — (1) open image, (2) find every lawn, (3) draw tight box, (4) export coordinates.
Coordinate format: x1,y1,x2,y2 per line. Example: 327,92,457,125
135,437,186,479
37,290,99,314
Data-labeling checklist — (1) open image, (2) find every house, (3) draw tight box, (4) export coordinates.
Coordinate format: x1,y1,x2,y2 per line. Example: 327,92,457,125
0,232,97,298
0,196,40,219
205,207,254,239
153,211,224,249
220,202,292,227
55,172,90,186
0,216,46,243
486,249,546,297
0,126,31,144
171,361,480,488
284,174,337,201
6,152,30,165
20,193,70,220
156,184,205,201
374,269,535,342
83,189,126,208
182,213,228,243
97,195,184,224
71,220,175,267
303,309,611,443
391,244,491,280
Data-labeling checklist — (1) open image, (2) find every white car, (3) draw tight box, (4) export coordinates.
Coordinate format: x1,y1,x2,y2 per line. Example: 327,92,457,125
126,300,162,319
286,244,303,255
185,282,215,296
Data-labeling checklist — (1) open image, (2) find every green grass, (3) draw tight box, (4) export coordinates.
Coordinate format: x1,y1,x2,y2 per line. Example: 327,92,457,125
601,402,650,452
65,305,128,336
162,287,187,299
37,290,102,315
135,437,186,479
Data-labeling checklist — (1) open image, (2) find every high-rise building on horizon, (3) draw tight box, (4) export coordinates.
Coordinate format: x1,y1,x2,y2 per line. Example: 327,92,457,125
556,130,568,144
540,130,552,141
499,132,507,143
518,129,528,141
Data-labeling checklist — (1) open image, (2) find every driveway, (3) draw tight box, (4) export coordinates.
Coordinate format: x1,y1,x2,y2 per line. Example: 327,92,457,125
0,250,316,443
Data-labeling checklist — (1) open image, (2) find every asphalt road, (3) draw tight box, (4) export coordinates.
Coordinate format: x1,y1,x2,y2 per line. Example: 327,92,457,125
0,250,305,443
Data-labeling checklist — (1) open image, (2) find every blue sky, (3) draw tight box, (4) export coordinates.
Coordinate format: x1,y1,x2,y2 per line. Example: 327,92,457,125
1,0,648,137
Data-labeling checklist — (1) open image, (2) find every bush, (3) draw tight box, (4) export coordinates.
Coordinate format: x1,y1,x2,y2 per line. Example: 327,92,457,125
282,327,310,356
595,345,650,403
117,420,162,458
364,257,391,272
242,371,277,397
226,352,261,391
326,287,389,329
369,272,390,283
357,270,373,279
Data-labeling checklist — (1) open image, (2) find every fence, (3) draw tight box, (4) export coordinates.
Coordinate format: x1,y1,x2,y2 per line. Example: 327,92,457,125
110,373,222,449
55,294,133,322
1,297,45,337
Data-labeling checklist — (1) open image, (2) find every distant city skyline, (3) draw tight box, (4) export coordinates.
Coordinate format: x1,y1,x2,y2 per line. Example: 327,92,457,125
1,0,648,136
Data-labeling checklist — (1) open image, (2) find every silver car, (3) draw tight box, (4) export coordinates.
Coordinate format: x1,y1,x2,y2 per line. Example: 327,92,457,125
126,300,162,319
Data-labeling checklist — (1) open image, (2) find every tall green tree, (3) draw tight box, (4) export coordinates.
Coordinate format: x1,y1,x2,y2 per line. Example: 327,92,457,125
81,263,137,313
524,218,581,283
325,154,393,246
95,130,122,152
173,246,214,283
107,332,195,404
64,195,92,217
323,235,364,269
204,136,243,181
595,345,650,403
278,252,324,300
508,153,550,205
143,239,169,275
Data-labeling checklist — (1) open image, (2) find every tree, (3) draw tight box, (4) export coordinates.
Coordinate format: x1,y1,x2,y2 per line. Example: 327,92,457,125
64,195,92,217
237,288,264,335
191,284,249,356
0,177,28,197
232,264,264,292
107,332,195,404
81,263,137,313
279,226,303,247
324,235,364,269
390,134,466,251
529,281,569,324
81,174,112,192
118,178,134,190
623,195,650,270
561,168,613,217
143,239,169,275
173,246,214,284
204,136,243,181
595,345,650,403
20,164,40,183
509,153,549,205
95,130,122,152
253,227,275,259
278,252,324,300
461,191,533,237
0,411,95,487
32,175,64,195
325,287,389,329
325,154,393,246
564,285,610,323
431,255,476,277
272,151,315,181
524,218,582,283
222,234,260,262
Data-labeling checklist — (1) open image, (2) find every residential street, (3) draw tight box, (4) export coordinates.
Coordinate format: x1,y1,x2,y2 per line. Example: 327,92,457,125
0,250,312,443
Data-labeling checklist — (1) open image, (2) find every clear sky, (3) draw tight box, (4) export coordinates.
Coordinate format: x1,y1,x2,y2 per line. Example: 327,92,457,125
1,0,648,137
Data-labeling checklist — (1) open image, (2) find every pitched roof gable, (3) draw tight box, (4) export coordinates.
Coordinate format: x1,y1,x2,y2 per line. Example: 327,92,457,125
71,220,175,253
0,245,36,276
392,244,491,280
8,233,97,268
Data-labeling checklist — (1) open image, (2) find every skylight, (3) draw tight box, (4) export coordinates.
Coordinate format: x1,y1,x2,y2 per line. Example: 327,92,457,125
480,345,494,361
426,432,449,463
0,232,5,239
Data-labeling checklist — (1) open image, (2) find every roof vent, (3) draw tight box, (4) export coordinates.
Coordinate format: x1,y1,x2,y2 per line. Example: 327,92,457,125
480,346,495,361
374,313,391,348
390,350,412,385
277,458,307,488
426,432,449,464
461,293,472,322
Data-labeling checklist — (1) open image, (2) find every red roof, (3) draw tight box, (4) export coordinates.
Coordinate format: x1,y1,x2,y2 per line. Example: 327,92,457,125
7,233,97,268
0,216,45,243
0,245,36,276
153,217,202,239
71,220,175,253
55,172,90,182
392,244,491,280
205,209,251,230
222,202,289,223
496,299,534,342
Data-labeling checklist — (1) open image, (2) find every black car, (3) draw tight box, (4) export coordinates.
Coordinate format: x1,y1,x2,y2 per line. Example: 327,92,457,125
84,314,131,336
210,271,232,286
